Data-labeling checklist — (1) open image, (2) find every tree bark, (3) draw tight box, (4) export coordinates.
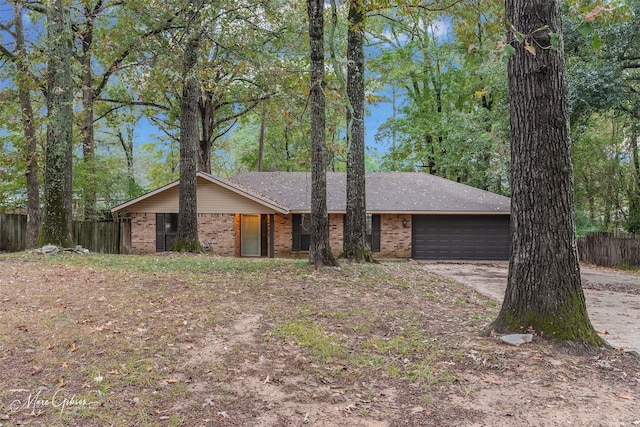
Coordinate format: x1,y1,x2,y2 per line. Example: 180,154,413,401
307,0,337,268
80,3,97,219
257,103,266,172
344,0,372,262
39,0,74,247
627,131,640,233
172,31,203,253
491,0,603,347
14,4,40,248
197,91,214,173
117,127,137,198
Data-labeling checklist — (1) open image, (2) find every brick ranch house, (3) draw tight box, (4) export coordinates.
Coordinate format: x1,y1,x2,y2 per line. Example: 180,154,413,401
111,171,511,260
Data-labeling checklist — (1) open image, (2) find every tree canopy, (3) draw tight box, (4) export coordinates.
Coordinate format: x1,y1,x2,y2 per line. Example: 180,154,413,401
0,0,636,236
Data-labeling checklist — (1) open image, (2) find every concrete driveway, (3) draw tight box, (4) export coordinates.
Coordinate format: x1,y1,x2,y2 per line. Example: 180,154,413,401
421,262,640,354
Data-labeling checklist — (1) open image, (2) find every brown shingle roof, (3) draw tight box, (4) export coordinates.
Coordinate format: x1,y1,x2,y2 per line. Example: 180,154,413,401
225,172,510,213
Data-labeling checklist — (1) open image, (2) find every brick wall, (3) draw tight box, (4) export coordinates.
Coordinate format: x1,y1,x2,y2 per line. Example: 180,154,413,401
329,214,344,255
129,212,413,258
130,213,156,254
129,212,237,255
380,214,412,258
198,213,236,256
273,214,296,258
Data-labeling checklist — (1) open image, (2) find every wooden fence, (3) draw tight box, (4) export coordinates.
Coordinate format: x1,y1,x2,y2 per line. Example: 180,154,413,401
0,213,130,254
578,232,640,267
0,214,27,252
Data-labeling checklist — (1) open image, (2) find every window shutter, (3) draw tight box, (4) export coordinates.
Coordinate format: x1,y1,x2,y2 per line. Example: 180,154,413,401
371,214,381,252
156,214,165,252
292,214,301,251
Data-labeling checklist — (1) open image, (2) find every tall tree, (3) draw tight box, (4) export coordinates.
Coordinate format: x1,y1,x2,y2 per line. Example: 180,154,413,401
172,2,203,253
342,0,372,262
14,4,41,247
491,0,603,347
307,0,338,268
39,0,74,246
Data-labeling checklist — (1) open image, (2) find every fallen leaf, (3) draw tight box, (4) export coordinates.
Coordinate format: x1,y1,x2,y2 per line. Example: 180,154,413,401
616,392,633,400
165,378,178,384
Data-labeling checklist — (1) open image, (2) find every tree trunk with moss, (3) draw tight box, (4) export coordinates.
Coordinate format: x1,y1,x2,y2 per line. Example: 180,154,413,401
39,0,73,247
491,0,603,348
307,0,338,268
343,0,373,263
172,31,202,253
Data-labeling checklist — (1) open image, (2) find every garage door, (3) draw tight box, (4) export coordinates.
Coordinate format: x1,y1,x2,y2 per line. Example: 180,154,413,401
412,215,510,260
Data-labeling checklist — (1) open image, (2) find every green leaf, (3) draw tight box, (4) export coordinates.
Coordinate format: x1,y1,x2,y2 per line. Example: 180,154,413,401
591,32,601,52
501,45,516,64
579,21,593,37
512,31,523,43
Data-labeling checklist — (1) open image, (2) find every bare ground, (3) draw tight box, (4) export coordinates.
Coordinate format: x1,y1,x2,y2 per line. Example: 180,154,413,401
0,253,638,426
421,261,640,354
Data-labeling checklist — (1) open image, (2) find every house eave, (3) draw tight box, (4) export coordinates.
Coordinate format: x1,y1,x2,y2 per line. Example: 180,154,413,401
111,172,290,215
288,210,511,215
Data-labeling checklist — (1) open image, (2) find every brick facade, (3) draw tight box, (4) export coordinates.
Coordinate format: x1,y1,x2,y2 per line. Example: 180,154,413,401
273,214,294,257
379,214,412,258
130,213,156,254
129,212,412,259
129,212,237,255
198,213,236,256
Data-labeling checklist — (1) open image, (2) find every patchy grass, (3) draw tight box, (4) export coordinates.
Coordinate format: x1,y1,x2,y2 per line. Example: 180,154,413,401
0,252,638,426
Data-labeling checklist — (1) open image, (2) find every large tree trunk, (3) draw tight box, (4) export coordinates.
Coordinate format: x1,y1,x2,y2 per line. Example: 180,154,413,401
307,0,337,268
80,5,97,219
343,0,372,262
172,32,202,253
39,0,74,247
627,131,640,233
14,4,40,248
491,0,603,347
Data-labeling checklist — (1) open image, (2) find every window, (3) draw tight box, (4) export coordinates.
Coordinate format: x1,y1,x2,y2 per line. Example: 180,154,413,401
340,214,381,253
292,213,311,251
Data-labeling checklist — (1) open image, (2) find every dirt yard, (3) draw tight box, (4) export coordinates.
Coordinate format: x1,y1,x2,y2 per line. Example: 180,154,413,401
0,253,639,426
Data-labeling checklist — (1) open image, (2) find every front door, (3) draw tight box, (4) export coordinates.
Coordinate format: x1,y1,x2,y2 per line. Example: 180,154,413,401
241,215,261,256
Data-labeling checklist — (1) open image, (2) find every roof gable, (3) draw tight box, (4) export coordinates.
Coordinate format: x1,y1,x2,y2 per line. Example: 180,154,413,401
111,173,289,214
